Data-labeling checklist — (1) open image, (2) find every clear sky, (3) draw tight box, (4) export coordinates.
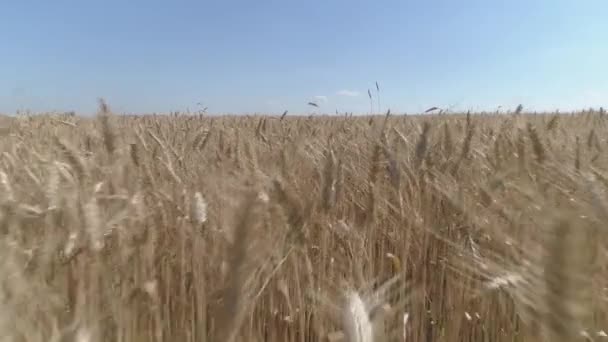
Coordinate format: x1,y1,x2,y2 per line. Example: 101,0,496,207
1,0,607,115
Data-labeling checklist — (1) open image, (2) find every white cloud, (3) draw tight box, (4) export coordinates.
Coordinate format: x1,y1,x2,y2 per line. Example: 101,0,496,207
336,90,360,97
265,100,280,107
313,95,328,103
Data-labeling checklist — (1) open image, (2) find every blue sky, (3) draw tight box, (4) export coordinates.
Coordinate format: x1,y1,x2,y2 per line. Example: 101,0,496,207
1,0,607,115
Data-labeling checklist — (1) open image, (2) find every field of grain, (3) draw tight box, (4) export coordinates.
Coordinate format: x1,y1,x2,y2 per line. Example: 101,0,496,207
0,104,606,341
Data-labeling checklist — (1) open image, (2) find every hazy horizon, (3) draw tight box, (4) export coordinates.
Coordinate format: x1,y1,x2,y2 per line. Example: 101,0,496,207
2,105,603,117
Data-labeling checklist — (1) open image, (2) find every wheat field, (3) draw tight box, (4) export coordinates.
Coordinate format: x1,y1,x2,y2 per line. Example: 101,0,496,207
0,104,607,341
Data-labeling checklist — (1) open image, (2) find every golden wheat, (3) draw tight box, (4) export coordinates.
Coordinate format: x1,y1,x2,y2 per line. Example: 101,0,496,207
0,110,605,341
